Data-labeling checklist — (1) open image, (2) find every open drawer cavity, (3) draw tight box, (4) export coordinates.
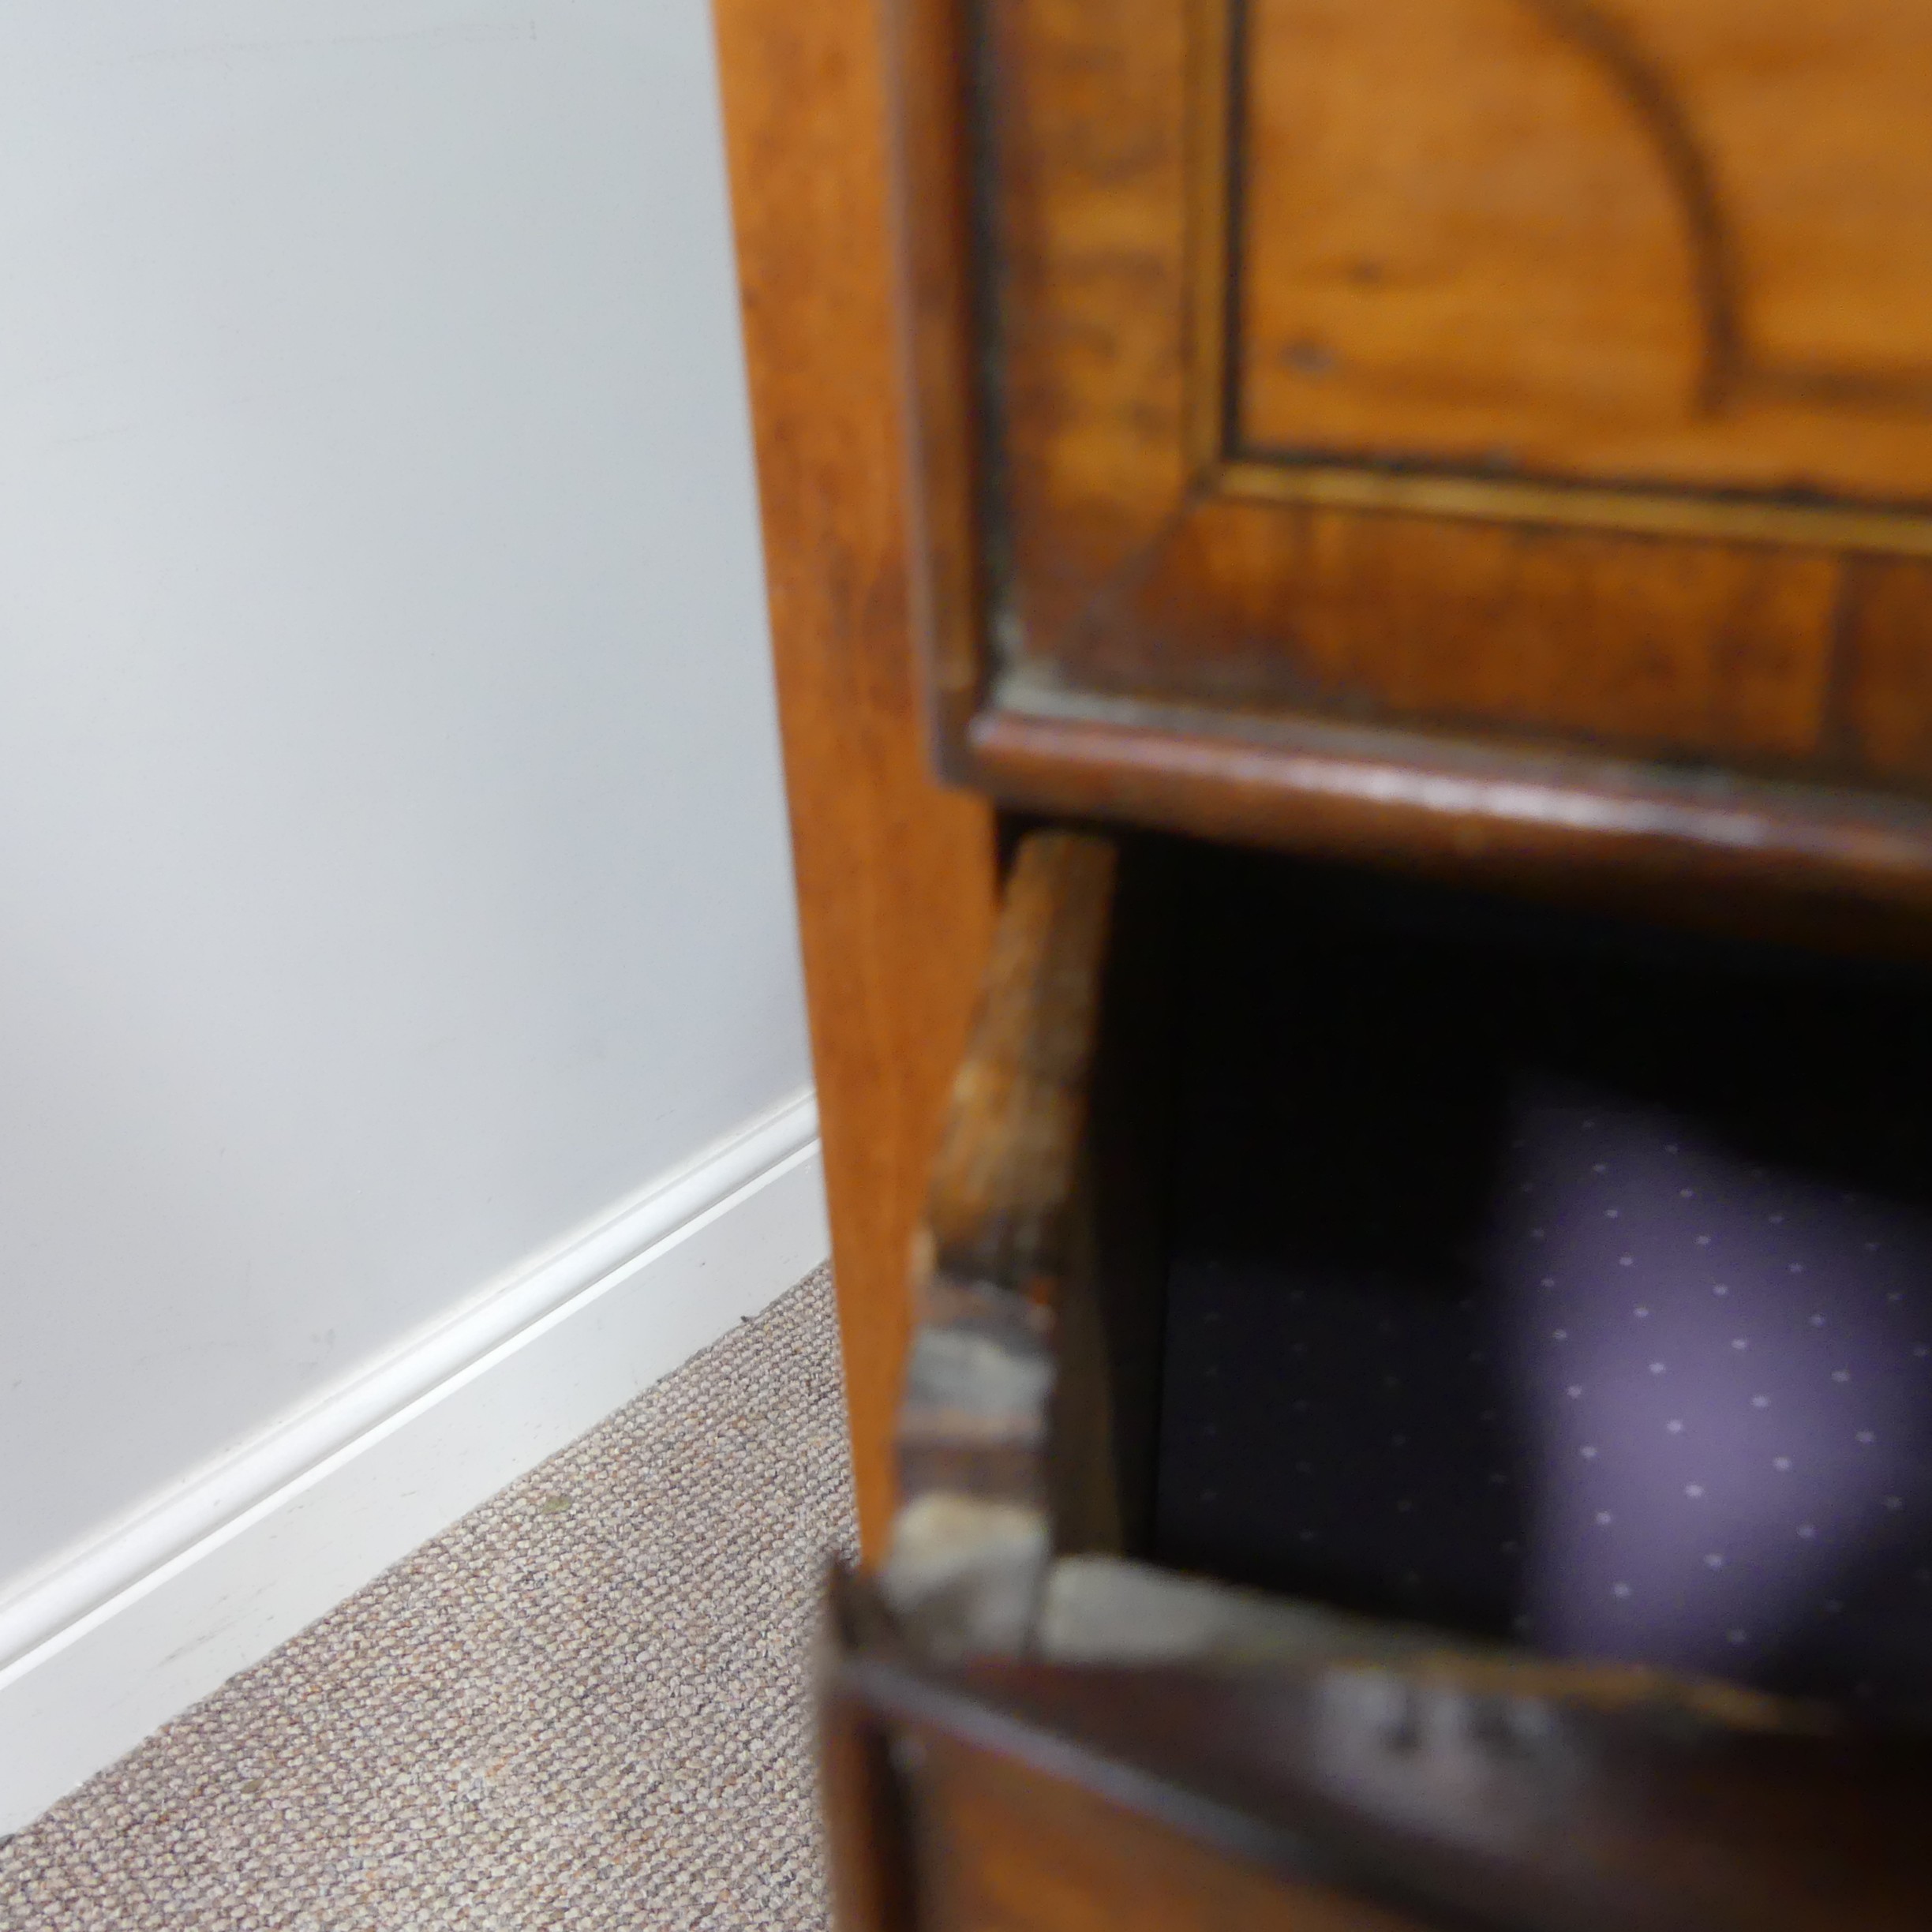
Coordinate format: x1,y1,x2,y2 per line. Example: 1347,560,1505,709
833,829,1932,1932
884,829,1932,1724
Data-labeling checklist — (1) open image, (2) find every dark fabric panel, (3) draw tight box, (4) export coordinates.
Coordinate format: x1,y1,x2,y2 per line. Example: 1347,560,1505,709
1157,856,1932,1718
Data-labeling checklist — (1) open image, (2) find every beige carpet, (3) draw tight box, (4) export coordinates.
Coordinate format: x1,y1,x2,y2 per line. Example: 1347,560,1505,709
0,1265,856,1932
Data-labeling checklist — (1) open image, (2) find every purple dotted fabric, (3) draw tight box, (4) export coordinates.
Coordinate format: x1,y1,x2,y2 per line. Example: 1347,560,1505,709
1154,853,1932,1717
1503,1084,1932,1690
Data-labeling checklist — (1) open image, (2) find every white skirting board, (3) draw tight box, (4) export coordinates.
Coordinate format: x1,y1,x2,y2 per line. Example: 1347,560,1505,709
0,1091,829,1834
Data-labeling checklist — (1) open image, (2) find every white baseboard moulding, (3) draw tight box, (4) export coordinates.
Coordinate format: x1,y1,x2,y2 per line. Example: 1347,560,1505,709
0,1088,829,1833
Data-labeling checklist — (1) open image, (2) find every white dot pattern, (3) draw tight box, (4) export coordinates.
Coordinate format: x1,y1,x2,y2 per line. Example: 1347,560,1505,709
1155,872,1932,1715
1504,1091,1932,1690
1161,1088,1932,1708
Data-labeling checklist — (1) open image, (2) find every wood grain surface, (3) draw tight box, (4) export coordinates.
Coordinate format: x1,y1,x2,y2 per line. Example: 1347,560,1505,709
833,1594,1932,1932
923,833,1118,1296
896,832,1118,1540
907,1723,1417,1932
1237,0,1932,503
881,0,1932,919
978,0,1932,755
968,703,1932,930
713,0,998,1556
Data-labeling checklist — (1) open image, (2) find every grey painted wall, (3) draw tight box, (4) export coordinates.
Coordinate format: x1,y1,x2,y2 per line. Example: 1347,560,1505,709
0,0,810,1598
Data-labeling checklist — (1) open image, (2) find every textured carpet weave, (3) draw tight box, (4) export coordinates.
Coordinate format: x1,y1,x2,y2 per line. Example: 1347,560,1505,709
0,1265,856,1931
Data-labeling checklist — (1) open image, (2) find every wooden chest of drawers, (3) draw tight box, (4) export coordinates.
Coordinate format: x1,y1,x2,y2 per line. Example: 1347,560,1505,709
778,1,1932,1924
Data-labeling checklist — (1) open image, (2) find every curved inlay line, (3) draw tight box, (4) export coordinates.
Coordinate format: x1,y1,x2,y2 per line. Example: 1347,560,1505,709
1512,0,1742,414
1513,0,1932,417
1223,0,1932,483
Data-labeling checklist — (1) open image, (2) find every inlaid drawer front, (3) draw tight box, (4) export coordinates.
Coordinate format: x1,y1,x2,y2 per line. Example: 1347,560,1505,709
889,0,1932,911
1232,0,1932,521
993,0,1932,729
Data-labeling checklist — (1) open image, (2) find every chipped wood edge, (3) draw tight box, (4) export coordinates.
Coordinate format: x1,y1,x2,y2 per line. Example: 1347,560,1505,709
884,831,1120,1654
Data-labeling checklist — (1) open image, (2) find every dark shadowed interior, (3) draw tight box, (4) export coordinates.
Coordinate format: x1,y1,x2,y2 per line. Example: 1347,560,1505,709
1155,847,1932,1719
